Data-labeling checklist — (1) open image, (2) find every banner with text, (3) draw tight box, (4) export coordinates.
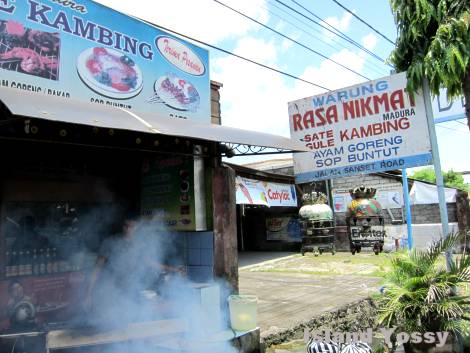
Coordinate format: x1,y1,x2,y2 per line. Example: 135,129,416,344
0,0,210,122
235,177,298,207
289,72,433,182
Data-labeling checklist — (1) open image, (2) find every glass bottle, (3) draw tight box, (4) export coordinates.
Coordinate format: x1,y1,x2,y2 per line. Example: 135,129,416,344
32,249,40,275
10,251,18,277
25,250,32,275
52,248,59,273
39,248,46,275
46,248,52,274
18,251,24,276
5,251,11,277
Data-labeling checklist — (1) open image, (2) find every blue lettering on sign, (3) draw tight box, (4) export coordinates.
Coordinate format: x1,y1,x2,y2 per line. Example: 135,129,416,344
0,0,15,14
295,153,433,183
313,147,344,168
28,1,53,25
312,80,389,108
346,136,403,163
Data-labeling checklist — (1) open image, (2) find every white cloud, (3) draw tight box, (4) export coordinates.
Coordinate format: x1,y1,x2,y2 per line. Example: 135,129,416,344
233,37,277,65
324,12,353,33
362,33,378,51
319,11,354,45
211,37,291,137
94,0,269,43
280,32,301,53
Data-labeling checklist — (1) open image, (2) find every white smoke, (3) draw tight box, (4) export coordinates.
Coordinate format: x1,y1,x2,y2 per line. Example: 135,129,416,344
75,215,241,353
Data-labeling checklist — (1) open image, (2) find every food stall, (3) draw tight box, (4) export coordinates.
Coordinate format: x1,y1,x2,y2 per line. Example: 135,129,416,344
0,1,307,352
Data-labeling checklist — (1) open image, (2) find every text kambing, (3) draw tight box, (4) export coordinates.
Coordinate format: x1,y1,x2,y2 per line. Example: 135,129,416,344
26,0,154,60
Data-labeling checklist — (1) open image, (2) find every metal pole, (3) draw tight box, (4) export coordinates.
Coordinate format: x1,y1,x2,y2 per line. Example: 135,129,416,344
240,204,245,252
422,78,452,270
401,169,413,249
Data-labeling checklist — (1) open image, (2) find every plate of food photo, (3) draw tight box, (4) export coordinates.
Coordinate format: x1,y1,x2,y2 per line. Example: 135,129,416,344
77,47,143,99
148,74,200,112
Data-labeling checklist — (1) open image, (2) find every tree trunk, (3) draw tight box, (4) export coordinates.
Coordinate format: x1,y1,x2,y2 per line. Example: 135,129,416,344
463,64,470,131
456,190,470,251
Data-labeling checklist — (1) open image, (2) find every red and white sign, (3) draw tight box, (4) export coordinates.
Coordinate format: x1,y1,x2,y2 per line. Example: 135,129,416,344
235,177,298,207
156,36,206,76
288,72,432,182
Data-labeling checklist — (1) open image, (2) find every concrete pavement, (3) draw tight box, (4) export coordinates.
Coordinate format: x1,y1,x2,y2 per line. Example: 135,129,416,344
238,252,383,336
238,252,296,269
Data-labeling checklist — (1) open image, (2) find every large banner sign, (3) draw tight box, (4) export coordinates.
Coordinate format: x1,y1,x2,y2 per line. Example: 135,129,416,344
0,0,210,122
235,177,298,207
289,72,433,182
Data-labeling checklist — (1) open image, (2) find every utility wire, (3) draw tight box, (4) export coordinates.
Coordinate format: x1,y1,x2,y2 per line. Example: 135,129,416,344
279,0,390,66
287,0,388,64
329,0,395,45
141,20,332,91
213,0,370,80
454,119,468,127
264,1,389,76
436,124,468,134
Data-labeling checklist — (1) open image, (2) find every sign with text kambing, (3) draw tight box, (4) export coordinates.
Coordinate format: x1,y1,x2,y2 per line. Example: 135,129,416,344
289,73,433,182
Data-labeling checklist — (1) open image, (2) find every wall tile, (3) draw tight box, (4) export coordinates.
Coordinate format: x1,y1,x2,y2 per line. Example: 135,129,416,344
200,249,214,266
200,232,214,249
187,265,213,282
186,233,201,249
187,248,201,266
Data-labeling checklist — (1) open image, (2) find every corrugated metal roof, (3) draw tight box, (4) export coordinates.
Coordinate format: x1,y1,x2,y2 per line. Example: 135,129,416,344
0,87,308,152
241,157,294,171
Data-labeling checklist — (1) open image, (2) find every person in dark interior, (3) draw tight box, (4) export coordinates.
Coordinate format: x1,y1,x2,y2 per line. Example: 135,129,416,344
3,282,43,353
11,215,50,252
6,281,37,331
84,215,185,317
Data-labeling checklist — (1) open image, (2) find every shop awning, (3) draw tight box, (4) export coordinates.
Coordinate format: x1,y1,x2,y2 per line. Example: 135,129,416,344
0,87,308,153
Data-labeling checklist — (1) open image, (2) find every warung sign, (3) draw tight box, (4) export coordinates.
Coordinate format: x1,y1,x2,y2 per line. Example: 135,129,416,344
288,72,433,182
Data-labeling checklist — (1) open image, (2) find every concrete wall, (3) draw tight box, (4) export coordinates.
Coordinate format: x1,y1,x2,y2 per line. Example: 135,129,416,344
330,174,461,251
411,203,458,224
331,173,402,196
331,174,404,252
211,81,223,125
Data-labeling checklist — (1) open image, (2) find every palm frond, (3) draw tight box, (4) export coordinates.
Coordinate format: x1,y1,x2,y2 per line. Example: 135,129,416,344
378,231,470,333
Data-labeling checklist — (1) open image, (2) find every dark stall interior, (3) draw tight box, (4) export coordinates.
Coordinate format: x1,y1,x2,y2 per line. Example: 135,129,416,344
0,136,218,352
237,205,301,252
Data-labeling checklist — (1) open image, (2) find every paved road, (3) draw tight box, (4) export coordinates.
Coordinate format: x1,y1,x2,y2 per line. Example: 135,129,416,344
238,252,296,268
238,253,382,337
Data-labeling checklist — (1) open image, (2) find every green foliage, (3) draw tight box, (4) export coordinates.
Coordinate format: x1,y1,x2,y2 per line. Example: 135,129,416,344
377,232,470,335
445,170,470,191
410,167,437,183
389,0,470,106
410,168,470,191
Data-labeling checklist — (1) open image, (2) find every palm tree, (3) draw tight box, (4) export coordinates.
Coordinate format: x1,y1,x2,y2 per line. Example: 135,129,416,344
389,0,470,130
377,232,470,352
